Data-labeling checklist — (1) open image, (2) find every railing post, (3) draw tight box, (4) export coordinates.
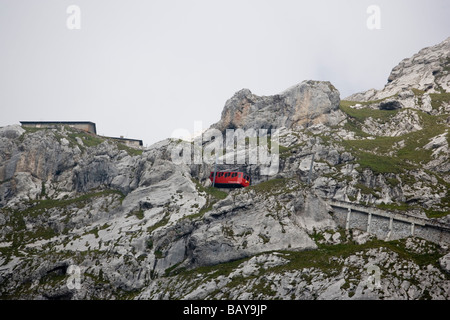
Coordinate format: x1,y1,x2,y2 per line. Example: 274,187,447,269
367,212,372,233
346,208,351,230
386,216,393,240
307,153,315,185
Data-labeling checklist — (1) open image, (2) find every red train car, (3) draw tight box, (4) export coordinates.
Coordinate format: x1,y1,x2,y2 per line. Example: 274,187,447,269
209,171,251,188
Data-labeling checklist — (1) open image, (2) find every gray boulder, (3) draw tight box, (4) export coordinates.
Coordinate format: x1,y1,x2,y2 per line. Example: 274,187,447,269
440,253,450,274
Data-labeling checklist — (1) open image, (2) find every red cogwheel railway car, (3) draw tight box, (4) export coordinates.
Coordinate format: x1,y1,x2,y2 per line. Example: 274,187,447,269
209,171,251,188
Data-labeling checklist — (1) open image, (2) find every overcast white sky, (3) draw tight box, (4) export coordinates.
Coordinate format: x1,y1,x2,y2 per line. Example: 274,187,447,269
0,0,449,146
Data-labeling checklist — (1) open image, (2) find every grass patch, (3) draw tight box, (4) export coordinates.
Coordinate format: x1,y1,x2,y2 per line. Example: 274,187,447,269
278,143,305,159
279,237,445,276
147,211,170,234
192,178,227,200
411,88,426,96
247,178,287,193
339,100,399,140
386,177,400,187
180,256,252,287
185,179,229,220
425,208,450,219
376,202,412,211
429,92,450,110
0,188,125,265
443,57,450,73
67,131,104,148
355,152,412,174
143,225,449,299
339,99,400,123
116,143,143,156
20,189,125,218
130,210,145,220
340,109,447,175
204,186,228,200
355,183,381,198
343,135,401,154
170,236,447,296
24,226,58,241
22,127,47,134
23,124,143,156
342,120,371,138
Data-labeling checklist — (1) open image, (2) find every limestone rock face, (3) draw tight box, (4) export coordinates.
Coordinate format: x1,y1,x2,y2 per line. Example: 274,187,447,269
150,189,329,272
440,252,450,274
213,80,342,132
0,125,25,140
386,37,450,92
347,36,450,101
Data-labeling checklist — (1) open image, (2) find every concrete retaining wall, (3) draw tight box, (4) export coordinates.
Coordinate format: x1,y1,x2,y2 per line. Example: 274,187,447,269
328,199,450,245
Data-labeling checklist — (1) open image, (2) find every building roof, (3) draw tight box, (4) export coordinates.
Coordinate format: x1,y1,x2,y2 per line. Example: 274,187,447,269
19,122,144,146
107,136,143,146
20,121,97,134
20,121,96,125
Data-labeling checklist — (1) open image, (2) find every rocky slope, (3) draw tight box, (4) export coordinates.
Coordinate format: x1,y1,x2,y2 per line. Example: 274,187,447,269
0,37,449,300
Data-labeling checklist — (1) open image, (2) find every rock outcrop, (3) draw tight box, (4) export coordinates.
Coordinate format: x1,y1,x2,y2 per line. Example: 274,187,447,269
213,80,343,132
347,37,450,101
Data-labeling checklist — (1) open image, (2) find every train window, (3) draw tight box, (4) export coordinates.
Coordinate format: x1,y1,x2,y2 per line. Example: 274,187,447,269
245,175,249,181
231,173,237,178
225,173,230,178
238,173,242,178
219,172,223,177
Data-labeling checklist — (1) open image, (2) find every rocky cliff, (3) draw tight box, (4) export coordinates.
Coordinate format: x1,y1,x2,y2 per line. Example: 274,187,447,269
0,37,449,300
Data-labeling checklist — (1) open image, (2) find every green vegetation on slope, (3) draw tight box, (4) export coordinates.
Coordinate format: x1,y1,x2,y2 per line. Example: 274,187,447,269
339,101,448,174
334,99,449,216
0,189,125,266
430,92,450,110
166,230,448,299
339,99,401,122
